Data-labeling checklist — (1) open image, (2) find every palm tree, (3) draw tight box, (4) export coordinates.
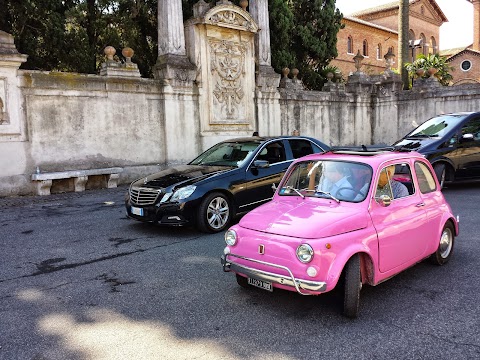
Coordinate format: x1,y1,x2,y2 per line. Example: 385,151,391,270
398,0,410,90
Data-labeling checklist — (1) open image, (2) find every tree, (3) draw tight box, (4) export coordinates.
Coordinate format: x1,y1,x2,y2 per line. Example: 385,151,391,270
398,0,409,90
272,0,343,90
1,0,158,77
269,0,296,72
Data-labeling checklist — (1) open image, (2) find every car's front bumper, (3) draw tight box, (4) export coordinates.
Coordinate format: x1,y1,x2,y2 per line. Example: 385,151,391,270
221,253,327,295
125,197,201,226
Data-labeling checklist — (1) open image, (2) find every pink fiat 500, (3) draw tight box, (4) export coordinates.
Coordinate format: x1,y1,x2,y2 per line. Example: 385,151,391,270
221,148,459,318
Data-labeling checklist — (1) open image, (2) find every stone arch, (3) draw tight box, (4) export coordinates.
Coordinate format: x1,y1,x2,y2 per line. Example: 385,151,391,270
430,36,437,54
420,33,427,55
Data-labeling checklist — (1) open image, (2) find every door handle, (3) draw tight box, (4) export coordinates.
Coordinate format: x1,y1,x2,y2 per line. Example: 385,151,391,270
416,202,425,207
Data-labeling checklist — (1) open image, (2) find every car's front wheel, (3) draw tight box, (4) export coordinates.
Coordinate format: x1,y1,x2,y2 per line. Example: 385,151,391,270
343,254,362,318
430,222,455,265
197,192,231,233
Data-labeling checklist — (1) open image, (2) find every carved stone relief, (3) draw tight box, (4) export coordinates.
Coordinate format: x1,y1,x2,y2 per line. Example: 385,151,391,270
209,39,247,123
207,10,256,32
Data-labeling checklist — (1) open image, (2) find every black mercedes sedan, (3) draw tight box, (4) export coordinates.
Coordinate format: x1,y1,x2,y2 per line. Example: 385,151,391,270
125,136,329,233
393,112,480,187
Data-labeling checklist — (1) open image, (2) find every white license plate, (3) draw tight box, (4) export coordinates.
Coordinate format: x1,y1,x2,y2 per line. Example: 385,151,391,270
248,277,273,292
131,206,144,216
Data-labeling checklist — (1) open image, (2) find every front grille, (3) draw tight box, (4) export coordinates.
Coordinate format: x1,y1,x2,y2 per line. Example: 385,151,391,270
130,187,162,206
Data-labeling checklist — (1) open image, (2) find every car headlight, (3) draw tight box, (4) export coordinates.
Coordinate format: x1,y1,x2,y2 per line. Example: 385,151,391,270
296,244,314,263
225,229,237,246
170,185,196,201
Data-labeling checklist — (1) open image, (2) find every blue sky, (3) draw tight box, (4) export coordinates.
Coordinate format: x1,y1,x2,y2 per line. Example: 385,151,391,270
335,0,473,50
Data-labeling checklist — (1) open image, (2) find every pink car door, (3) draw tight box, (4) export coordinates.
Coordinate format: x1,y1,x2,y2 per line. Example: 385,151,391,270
369,163,430,273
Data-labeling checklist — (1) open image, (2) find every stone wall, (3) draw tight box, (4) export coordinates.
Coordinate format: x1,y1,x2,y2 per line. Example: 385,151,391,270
2,61,480,197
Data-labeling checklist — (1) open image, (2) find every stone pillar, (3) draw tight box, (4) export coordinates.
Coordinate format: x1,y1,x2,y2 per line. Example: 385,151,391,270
249,0,280,89
248,0,281,136
155,0,196,86
249,0,271,67
0,31,28,138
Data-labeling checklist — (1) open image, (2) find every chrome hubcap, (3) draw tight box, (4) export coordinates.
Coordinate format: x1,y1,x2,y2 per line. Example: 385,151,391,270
207,197,229,230
439,228,453,258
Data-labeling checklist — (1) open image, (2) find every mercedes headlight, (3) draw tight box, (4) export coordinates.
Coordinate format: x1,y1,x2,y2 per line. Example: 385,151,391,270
225,229,237,246
170,185,196,201
296,244,314,263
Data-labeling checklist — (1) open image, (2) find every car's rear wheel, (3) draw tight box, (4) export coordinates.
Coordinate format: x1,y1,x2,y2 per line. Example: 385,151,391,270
197,192,231,233
430,222,455,265
236,274,248,288
343,254,362,318
433,163,446,189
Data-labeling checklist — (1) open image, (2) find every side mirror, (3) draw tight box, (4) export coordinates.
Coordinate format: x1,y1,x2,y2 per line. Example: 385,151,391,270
461,133,474,142
252,160,269,169
271,183,277,192
376,194,392,207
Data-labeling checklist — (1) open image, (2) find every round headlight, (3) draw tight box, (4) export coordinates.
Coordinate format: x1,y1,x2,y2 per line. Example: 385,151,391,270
296,244,314,263
225,230,237,246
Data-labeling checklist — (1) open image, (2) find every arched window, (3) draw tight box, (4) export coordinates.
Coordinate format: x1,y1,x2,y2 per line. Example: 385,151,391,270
430,37,437,54
363,40,368,57
347,36,353,54
420,33,427,55
376,43,382,60
409,29,415,42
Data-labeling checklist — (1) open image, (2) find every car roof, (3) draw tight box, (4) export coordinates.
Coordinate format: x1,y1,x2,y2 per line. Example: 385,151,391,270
299,146,426,167
220,135,330,148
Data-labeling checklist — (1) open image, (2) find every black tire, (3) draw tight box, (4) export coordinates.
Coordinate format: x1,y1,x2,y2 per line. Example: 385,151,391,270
433,163,446,189
236,274,248,288
430,222,455,265
343,254,362,318
197,192,231,233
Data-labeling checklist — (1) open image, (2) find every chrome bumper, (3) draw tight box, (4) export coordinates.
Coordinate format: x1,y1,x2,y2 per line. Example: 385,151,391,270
221,253,327,295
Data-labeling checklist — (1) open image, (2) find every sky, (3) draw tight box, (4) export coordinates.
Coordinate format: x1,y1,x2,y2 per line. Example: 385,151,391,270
335,0,473,50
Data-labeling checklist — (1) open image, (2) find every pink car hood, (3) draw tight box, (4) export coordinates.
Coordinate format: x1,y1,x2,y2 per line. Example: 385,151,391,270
239,199,368,239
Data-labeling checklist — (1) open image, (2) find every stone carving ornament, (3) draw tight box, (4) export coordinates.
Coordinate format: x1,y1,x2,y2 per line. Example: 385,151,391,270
206,10,256,32
210,40,246,119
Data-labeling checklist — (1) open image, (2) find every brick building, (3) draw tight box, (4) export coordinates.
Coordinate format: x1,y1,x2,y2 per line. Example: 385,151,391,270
441,0,480,84
331,0,447,77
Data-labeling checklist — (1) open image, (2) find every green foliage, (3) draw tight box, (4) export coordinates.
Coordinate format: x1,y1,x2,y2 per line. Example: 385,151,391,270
1,0,157,77
405,54,454,86
269,0,343,90
1,0,342,85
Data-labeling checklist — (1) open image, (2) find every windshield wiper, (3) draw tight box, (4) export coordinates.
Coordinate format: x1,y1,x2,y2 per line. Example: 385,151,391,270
284,186,305,199
314,190,340,203
406,134,438,139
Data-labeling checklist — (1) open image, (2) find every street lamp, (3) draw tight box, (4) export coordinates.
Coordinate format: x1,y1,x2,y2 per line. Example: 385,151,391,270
408,39,422,62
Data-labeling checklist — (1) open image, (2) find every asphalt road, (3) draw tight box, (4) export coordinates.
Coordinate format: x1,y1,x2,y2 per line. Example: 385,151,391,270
0,182,479,360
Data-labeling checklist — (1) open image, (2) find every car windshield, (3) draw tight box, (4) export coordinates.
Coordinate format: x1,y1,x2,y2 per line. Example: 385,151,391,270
279,160,372,202
189,141,260,167
407,114,465,138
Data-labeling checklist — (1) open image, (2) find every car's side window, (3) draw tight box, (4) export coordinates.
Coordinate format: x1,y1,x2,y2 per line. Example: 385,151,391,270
375,164,412,199
462,118,480,141
256,141,286,165
288,139,314,159
414,161,437,193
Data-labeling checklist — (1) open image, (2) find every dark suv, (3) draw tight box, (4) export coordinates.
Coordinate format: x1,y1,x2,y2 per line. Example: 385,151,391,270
393,112,480,186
